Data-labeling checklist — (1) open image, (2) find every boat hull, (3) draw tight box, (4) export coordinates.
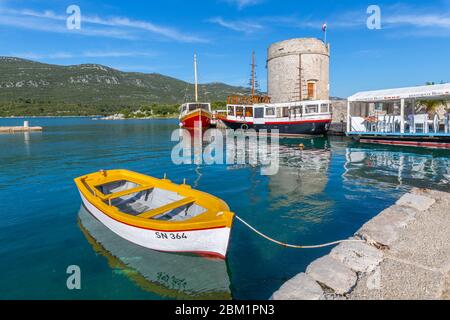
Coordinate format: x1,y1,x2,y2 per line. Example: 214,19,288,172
219,118,331,136
180,110,212,129
79,192,231,259
78,206,232,299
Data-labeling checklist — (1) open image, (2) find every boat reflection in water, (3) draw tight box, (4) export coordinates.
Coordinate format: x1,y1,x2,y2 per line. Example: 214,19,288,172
78,206,232,300
272,139,331,196
343,144,450,190
267,138,332,223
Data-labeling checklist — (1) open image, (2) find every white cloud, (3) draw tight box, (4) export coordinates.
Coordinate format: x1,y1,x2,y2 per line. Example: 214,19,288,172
82,51,157,58
91,16,208,43
0,7,208,43
0,9,137,39
208,16,263,33
207,11,366,34
248,7,450,35
384,13,450,29
224,0,263,9
6,51,157,60
379,4,450,38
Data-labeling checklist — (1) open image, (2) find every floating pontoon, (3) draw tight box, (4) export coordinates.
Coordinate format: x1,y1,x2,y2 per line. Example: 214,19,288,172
347,83,450,148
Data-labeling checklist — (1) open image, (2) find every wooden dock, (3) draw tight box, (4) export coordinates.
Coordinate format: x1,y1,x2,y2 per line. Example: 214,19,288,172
0,126,43,133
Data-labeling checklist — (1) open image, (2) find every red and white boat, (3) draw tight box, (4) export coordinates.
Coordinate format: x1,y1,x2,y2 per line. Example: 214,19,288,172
180,103,212,129
179,53,212,129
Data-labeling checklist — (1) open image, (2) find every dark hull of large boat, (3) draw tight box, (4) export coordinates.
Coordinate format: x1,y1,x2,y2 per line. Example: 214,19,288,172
219,119,331,136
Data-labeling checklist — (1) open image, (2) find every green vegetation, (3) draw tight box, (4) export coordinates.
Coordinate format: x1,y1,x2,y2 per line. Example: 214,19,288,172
211,101,227,110
420,82,448,115
117,104,179,118
0,57,252,117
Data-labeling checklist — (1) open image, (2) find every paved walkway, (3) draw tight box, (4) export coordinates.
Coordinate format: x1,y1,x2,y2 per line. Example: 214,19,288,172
272,188,450,300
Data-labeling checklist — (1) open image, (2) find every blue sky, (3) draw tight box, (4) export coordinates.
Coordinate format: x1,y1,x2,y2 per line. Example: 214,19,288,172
0,0,449,97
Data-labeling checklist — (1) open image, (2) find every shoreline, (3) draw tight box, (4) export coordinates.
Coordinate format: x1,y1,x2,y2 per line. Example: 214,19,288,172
271,188,450,300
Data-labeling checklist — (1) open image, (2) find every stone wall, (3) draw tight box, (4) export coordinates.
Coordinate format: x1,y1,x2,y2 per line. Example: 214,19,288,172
331,99,347,123
271,189,450,300
328,99,347,135
267,38,330,103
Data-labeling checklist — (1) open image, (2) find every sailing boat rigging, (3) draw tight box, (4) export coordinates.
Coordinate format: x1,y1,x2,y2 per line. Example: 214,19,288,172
217,51,332,136
179,53,212,129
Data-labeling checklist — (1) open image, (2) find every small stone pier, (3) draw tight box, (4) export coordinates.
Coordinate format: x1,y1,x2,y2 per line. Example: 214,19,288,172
0,121,42,133
271,188,450,300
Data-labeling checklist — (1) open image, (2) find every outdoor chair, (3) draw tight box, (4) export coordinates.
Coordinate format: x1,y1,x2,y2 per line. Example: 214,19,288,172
445,113,450,134
389,115,402,133
388,115,397,132
377,115,387,132
395,115,403,133
432,114,439,133
409,114,428,133
408,114,415,133
385,115,393,132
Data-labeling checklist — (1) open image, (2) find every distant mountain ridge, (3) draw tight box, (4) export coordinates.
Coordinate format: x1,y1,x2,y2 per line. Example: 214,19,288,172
0,57,252,116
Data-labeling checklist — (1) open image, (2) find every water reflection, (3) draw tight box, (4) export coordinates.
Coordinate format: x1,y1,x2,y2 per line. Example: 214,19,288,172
271,143,330,196
78,206,232,300
343,145,450,191
267,138,333,223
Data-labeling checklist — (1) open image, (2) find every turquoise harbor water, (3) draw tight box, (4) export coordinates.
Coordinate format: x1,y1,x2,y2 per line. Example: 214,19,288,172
0,117,449,300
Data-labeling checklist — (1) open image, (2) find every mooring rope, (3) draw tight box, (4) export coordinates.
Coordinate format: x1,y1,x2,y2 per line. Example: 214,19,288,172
235,215,366,249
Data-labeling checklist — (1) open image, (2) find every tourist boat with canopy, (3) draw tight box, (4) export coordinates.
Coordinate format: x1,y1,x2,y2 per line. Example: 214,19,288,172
216,51,332,136
218,99,332,136
179,53,212,129
74,169,234,259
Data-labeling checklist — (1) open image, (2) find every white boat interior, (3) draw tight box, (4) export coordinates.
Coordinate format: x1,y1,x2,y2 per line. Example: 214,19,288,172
96,180,207,221
347,83,450,136
180,103,211,117
221,100,332,123
97,180,140,195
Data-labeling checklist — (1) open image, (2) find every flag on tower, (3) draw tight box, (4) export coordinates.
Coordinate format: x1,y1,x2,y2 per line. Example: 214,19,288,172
322,23,328,43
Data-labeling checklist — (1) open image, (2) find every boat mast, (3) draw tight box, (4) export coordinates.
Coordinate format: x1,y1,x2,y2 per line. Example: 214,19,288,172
194,52,198,103
251,50,256,98
298,54,302,101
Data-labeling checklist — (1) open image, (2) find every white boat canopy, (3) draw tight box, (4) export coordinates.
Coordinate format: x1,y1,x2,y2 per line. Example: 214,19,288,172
348,83,450,102
346,83,450,134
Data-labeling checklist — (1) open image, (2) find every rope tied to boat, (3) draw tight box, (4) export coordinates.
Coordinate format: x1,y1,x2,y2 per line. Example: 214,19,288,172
235,215,366,249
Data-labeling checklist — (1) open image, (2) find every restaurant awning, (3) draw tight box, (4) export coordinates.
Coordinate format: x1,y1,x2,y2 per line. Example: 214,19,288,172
348,83,450,102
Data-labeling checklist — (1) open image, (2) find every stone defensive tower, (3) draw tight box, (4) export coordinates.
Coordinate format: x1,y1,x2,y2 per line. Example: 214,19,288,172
267,38,330,103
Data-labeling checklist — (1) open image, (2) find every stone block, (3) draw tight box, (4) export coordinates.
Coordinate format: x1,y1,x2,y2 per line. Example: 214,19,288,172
411,188,450,203
306,255,357,295
356,205,417,247
330,241,383,273
396,193,435,211
271,273,324,300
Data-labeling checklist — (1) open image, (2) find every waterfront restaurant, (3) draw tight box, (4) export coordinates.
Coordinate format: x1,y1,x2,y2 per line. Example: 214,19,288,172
346,83,450,148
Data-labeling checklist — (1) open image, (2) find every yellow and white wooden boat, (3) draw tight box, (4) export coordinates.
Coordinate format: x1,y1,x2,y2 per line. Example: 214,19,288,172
74,169,234,259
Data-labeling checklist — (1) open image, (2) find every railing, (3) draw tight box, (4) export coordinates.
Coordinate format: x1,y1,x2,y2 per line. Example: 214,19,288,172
349,113,450,135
